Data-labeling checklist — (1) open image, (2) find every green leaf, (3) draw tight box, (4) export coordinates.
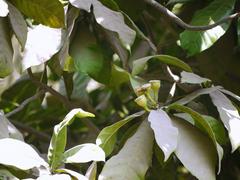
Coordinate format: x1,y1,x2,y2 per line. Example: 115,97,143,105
132,55,192,76
0,18,13,78
99,120,154,180
0,0,8,17
7,2,27,49
175,86,221,105
209,90,240,152
10,0,65,28
0,138,47,170
179,0,236,56
63,143,105,163
109,65,130,88
73,44,111,84
181,71,211,84
96,111,144,156
0,169,18,180
22,25,62,70
148,109,178,162
48,108,95,170
172,118,217,180
69,0,136,48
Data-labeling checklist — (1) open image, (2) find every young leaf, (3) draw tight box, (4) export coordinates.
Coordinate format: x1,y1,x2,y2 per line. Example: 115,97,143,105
0,138,47,170
7,2,27,49
181,71,211,84
209,90,240,152
10,0,65,28
96,111,144,156
132,55,192,76
99,120,154,180
172,118,217,180
175,86,221,105
63,143,105,163
22,25,62,70
0,18,13,78
48,108,95,170
0,0,8,17
148,109,178,162
69,0,136,48
180,0,236,56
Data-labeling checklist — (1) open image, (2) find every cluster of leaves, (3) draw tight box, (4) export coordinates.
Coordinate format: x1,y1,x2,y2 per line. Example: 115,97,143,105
0,0,240,179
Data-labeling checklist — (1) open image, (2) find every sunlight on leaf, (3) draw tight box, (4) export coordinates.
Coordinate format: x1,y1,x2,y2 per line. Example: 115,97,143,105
181,71,210,84
64,143,105,163
0,138,47,170
0,0,8,17
210,90,240,152
148,109,178,162
22,25,63,70
99,120,154,180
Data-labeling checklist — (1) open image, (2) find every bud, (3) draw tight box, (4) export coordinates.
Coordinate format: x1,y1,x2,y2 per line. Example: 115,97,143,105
134,95,150,111
149,80,161,102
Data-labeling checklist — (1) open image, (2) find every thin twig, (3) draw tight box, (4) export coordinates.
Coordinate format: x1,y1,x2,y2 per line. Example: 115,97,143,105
5,90,45,118
144,0,240,31
27,68,100,134
27,68,73,110
11,120,51,142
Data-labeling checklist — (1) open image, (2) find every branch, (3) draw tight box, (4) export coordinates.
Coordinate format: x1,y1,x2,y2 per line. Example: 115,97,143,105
5,90,45,118
27,68,100,134
144,0,240,31
27,68,73,110
11,120,51,142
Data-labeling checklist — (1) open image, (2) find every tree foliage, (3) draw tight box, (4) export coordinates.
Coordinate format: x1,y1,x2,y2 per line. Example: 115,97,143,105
0,0,240,179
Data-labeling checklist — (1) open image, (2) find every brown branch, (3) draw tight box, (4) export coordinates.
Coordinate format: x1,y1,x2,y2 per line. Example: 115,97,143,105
27,68,100,134
11,120,51,142
144,0,240,31
5,90,45,118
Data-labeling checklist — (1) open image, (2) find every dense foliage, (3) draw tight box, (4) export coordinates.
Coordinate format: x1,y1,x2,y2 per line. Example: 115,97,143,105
0,0,240,179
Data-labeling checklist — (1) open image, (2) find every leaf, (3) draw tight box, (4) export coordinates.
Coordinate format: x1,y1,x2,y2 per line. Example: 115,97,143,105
0,110,24,141
181,71,211,84
85,162,97,180
10,0,65,28
96,111,144,156
219,88,240,102
64,143,105,163
0,18,13,78
173,112,224,173
69,0,136,48
148,109,178,162
0,169,18,180
172,118,217,180
0,0,8,17
109,64,130,88
209,90,240,152
0,138,47,170
48,108,95,170
175,86,221,105
179,0,236,56
99,120,154,180
37,174,72,180
22,25,63,70
7,2,27,49
56,169,88,180
132,55,192,76
74,44,111,84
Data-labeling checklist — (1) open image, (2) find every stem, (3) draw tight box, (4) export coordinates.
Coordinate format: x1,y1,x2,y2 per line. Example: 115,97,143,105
144,0,240,31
